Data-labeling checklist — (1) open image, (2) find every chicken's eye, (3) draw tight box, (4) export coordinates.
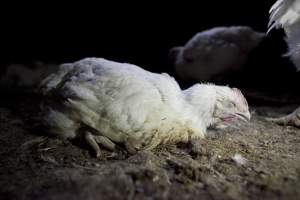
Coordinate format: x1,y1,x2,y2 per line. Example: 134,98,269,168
229,102,236,107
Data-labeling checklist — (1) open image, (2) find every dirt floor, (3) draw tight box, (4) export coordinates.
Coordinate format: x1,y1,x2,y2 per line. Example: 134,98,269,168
0,93,300,200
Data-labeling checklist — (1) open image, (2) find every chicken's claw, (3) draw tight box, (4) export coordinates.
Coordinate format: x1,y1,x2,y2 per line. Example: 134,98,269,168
266,107,300,127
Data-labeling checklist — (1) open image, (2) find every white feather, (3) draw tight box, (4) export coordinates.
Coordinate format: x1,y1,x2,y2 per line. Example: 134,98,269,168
269,0,300,70
232,153,247,166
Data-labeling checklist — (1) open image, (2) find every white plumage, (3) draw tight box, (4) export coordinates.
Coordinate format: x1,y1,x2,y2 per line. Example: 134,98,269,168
269,0,300,70
41,58,250,156
170,26,265,82
267,0,300,126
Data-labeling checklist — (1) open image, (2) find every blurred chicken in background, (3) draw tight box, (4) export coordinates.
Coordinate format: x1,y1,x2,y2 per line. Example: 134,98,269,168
0,62,58,91
170,26,265,84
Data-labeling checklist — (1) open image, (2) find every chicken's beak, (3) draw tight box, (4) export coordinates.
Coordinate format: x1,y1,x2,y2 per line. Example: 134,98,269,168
235,112,251,122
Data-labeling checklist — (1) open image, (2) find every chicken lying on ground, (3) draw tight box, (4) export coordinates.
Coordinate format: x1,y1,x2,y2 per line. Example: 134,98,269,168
40,58,251,157
267,0,300,126
170,26,265,83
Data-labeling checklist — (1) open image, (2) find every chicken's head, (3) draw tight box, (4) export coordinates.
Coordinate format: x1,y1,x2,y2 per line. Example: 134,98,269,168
213,87,250,124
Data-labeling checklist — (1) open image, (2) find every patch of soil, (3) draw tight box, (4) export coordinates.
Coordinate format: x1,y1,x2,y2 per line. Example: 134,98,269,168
0,94,300,200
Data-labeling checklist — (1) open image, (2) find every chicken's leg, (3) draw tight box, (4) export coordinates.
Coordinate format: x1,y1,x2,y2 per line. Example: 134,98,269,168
94,135,116,151
85,132,117,157
267,107,300,127
85,131,101,157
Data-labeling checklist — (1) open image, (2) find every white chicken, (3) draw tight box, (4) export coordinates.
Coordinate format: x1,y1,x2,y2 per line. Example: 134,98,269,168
40,58,250,157
268,0,300,126
170,26,265,82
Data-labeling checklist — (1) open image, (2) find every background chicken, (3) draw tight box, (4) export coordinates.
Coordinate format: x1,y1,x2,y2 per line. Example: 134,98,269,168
0,62,58,91
41,58,250,157
170,26,265,83
268,0,300,126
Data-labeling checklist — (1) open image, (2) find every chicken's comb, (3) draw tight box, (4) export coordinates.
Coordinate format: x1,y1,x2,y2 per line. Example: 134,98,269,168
232,88,248,107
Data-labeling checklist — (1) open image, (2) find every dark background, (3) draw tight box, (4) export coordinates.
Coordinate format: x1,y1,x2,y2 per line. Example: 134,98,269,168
0,0,299,93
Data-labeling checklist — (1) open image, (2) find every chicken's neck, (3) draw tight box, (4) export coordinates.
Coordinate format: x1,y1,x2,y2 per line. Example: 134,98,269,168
182,84,217,128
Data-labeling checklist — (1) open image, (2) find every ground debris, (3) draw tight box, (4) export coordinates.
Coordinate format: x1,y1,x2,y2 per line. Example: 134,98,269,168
1,98,300,200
